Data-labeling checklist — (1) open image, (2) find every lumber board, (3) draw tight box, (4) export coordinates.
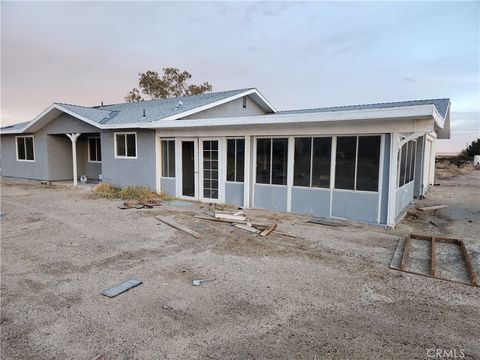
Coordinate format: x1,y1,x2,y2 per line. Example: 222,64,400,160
410,234,459,245
417,205,448,211
194,215,268,227
233,223,260,234
214,213,247,221
431,237,436,277
156,216,201,239
101,279,142,298
459,240,478,286
260,223,277,237
400,236,411,271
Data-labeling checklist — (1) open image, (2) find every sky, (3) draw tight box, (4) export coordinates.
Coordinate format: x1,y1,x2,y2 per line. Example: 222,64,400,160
1,1,478,153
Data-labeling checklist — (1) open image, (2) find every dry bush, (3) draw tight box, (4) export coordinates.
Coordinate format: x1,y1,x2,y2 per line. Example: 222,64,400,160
91,183,170,202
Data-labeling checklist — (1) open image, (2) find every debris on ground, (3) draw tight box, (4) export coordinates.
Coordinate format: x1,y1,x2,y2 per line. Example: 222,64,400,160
260,223,277,237
233,223,261,234
101,279,143,298
161,304,174,310
0,213,5,221
192,279,209,286
118,200,161,210
307,218,348,227
214,210,247,221
390,234,478,287
417,205,448,211
429,220,439,227
156,216,201,239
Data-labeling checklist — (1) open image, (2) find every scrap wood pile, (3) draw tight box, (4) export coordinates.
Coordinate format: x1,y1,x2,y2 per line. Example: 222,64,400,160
118,199,162,210
194,210,296,238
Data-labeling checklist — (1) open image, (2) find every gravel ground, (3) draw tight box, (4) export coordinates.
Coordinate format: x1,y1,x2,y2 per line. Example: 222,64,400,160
1,171,479,359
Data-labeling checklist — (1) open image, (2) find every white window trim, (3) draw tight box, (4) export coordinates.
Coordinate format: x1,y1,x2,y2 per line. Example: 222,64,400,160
333,135,382,193
88,137,102,163
226,138,245,183
114,132,137,159
15,135,35,162
160,139,176,178
255,136,289,186
397,138,417,189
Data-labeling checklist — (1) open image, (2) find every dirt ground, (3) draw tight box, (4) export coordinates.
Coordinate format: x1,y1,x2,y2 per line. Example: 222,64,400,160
1,171,479,359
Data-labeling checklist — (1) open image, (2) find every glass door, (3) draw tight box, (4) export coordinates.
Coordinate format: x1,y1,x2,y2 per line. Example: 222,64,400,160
180,139,198,199
200,139,220,202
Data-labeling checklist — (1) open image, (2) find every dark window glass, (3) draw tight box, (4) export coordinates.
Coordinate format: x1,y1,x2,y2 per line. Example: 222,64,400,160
294,138,311,187
335,136,356,190
161,140,175,177
96,138,102,162
356,136,381,191
406,142,412,183
272,138,288,185
256,139,271,184
312,137,331,188
25,137,34,160
399,143,407,187
236,139,245,182
89,138,101,162
116,134,126,156
408,141,416,182
126,134,136,157
17,137,25,160
227,139,235,181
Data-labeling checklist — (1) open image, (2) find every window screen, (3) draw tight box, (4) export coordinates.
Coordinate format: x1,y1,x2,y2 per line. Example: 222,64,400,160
335,136,357,190
227,139,245,182
398,143,407,187
272,138,288,185
161,140,175,177
311,137,331,188
256,139,271,184
294,138,311,187
356,136,381,191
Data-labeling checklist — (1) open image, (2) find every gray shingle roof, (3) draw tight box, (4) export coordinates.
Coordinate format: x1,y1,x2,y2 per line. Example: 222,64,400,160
0,120,31,131
93,88,253,125
277,98,450,119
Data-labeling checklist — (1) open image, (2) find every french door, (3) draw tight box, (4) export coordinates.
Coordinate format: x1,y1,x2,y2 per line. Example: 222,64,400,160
199,138,221,203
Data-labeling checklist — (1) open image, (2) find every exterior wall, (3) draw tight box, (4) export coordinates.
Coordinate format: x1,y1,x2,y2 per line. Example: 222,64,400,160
0,134,49,180
182,97,266,120
253,184,288,212
101,129,156,190
46,135,73,180
332,190,379,223
290,187,330,217
395,181,415,217
225,182,244,207
160,178,176,197
379,134,391,224
414,135,425,197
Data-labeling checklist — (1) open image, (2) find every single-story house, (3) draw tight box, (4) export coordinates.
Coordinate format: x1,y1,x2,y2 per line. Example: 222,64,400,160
0,88,450,227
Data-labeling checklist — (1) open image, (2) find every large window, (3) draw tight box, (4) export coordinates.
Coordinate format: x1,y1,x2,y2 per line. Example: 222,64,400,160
16,136,34,161
398,140,416,187
256,138,288,185
115,132,136,158
294,137,331,188
88,137,102,162
335,135,381,191
161,140,175,178
227,138,245,182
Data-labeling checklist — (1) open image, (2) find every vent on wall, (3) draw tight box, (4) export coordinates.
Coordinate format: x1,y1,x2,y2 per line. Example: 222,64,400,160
242,96,247,109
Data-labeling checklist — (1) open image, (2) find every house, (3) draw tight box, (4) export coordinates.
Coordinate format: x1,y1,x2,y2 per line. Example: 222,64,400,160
0,88,450,227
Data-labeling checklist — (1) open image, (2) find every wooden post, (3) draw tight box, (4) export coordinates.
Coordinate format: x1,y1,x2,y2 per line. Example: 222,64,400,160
66,133,81,186
459,240,478,286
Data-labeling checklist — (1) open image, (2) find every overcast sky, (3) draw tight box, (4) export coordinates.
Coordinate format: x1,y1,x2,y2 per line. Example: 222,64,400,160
1,1,478,153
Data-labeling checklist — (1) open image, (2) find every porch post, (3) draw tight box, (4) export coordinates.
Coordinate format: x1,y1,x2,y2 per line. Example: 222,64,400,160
66,133,81,186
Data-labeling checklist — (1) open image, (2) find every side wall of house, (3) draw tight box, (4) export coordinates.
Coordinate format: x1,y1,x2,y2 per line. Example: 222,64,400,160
182,96,266,119
101,129,157,190
0,133,49,180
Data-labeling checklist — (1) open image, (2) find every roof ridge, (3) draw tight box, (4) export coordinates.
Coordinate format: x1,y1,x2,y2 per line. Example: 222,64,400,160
93,88,254,109
56,102,111,111
279,98,450,113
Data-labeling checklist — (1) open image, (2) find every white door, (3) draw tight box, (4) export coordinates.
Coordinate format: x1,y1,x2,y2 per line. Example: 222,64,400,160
199,138,222,203
179,138,198,200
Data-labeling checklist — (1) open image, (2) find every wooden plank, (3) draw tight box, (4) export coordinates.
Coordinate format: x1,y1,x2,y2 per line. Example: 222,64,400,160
260,223,277,237
431,237,436,277
194,215,268,227
400,236,411,271
308,218,347,227
155,216,201,239
233,223,260,234
214,213,247,221
417,205,448,211
459,240,478,286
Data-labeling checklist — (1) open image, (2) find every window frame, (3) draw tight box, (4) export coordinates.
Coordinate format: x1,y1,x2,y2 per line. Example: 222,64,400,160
161,139,176,178
88,137,102,163
334,135,382,193
226,137,245,183
255,136,289,186
114,132,137,159
15,135,35,162
397,139,417,189
293,136,332,189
